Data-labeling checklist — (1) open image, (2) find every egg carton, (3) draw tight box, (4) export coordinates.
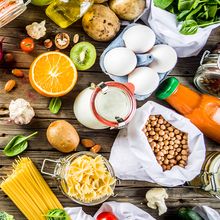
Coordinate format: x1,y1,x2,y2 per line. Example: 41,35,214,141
100,23,171,101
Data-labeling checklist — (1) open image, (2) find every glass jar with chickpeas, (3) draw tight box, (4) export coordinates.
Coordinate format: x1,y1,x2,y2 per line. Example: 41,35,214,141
144,115,189,171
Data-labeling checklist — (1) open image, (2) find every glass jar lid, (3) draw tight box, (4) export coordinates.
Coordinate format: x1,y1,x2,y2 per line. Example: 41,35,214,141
91,82,136,128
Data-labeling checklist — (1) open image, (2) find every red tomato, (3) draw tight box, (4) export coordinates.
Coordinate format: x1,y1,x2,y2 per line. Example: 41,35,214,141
96,212,118,220
20,38,34,53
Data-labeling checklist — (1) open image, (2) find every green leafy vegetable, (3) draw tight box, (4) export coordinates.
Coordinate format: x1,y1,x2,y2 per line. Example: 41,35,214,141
154,0,175,9
49,98,62,114
0,211,14,220
45,209,70,220
3,131,38,157
180,20,199,34
153,0,220,35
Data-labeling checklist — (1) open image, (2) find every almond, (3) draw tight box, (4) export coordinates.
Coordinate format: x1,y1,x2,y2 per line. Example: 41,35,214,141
73,34,79,44
90,144,101,153
4,79,16,92
12,69,24,77
81,138,95,148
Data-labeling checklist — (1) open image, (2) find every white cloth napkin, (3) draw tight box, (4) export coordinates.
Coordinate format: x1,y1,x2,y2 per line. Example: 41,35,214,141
65,201,155,220
109,101,206,186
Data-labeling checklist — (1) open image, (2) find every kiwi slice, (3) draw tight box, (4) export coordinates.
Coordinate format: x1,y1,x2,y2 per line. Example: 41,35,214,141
70,42,96,71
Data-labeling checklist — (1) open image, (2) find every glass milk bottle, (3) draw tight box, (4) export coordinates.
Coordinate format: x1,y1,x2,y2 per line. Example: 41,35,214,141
73,82,136,129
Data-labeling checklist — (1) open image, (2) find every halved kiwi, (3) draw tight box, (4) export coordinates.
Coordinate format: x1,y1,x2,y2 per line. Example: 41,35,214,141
70,42,97,71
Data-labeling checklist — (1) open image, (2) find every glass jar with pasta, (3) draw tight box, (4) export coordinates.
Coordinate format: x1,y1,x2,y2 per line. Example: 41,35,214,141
41,151,116,206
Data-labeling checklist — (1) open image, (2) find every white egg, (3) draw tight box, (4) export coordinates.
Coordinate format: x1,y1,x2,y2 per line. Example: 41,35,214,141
122,25,156,53
128,67,160,95
149,44,177,73
104,47,137,76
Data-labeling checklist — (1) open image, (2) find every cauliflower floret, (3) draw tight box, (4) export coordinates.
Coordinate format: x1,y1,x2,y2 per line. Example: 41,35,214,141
145,188,168,216
9,98,35,125
26,20,46,40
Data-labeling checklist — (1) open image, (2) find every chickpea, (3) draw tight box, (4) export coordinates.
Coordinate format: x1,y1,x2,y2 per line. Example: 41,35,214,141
156,124,160,128
147,127,151,131
156,156,161,161
154,148,159,153
143,128,147,133
162,149,167,155
174,129,180,134
169,145,174,150
158,137,163,142
170,159,177,165
153,134,159,140
157,151,164,157
161,157,164,162
164,146,169,151
174,139,180,145
181,140,187,145
168,127,174,132
179,160,186,165
159,130,165,136
173,144,179,148
164,159,169,165
181,150,188,155
158,119,163,124
169,141,174,145
167,154,173,159
169,132,174,137
174,152,178,156
166,165,171,170
155,127,160,131
164,134,169,140
176,155,182,161
169,150,175,155
176,135,182,140
151,121,157,126
148,138,153,143
158,161,163,165
179,164,185,168
182,155,188,161
177,148,181,153
149,131,155,136
161,124,166,130
183,134,188,140
150,142,156,147
182,144,188,149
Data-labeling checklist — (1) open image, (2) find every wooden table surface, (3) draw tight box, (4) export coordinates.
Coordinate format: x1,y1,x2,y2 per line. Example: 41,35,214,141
0,5,220,220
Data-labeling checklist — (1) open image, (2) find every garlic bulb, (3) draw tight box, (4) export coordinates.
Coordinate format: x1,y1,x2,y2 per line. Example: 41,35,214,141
9,99,35,125
26,20,46,40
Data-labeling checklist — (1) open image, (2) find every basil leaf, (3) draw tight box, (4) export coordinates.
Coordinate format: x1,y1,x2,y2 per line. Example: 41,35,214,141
49,98,62,114
3,132,38,157
180,20,199,35
206,5,218,18
153,0,175,10
186,4,204,20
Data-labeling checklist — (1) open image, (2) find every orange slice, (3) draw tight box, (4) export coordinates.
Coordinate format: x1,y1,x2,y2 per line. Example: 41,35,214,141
29,52,77,97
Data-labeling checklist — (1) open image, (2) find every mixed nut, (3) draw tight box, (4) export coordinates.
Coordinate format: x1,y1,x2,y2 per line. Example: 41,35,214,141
144,115,189,171
81,138,102,153
199,76,220,97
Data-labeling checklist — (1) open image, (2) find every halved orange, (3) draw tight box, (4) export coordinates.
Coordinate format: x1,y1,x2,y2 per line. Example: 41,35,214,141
29,52,77,97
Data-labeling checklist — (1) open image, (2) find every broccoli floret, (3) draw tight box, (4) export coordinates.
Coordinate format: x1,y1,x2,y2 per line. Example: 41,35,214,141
0,211,14,220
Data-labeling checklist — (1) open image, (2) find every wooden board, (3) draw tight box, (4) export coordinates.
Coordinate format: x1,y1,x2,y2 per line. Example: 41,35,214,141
0,5,220,220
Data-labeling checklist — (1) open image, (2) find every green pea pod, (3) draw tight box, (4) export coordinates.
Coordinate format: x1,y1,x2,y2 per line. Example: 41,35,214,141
3,131,38,157
49,98,62,114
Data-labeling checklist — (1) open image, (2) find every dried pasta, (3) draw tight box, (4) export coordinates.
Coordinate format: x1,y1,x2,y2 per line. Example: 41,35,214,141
66,155,116,203
0,157,63,220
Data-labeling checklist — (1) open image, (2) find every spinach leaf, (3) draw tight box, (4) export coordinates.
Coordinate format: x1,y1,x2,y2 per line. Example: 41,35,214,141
207,5,218,18
177,10,191,21
49,97,62,114
3,132,38,157
180,20,199,35
185,4,204,20
198,19,220,27
153,0,175,9
178,0,194,11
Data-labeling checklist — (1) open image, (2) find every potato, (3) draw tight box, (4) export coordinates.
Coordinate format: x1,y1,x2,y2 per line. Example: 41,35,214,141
47,120,79,153
94,0,108,3
109,0,146,21
82,4,120,42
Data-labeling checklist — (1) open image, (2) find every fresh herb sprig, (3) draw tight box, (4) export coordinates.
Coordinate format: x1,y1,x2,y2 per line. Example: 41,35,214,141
45,209,70,220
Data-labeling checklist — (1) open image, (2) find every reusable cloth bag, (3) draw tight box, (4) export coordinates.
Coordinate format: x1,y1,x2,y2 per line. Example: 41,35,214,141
140,0,220,57
65,201,155,220
193,206,220,220
109,101,206,186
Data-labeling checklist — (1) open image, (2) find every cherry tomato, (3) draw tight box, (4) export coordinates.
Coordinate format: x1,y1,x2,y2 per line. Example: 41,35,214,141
20,38,34,53
96,212,118,220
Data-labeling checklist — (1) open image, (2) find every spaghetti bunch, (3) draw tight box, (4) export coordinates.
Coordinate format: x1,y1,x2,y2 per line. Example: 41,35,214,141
0,157,63,220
